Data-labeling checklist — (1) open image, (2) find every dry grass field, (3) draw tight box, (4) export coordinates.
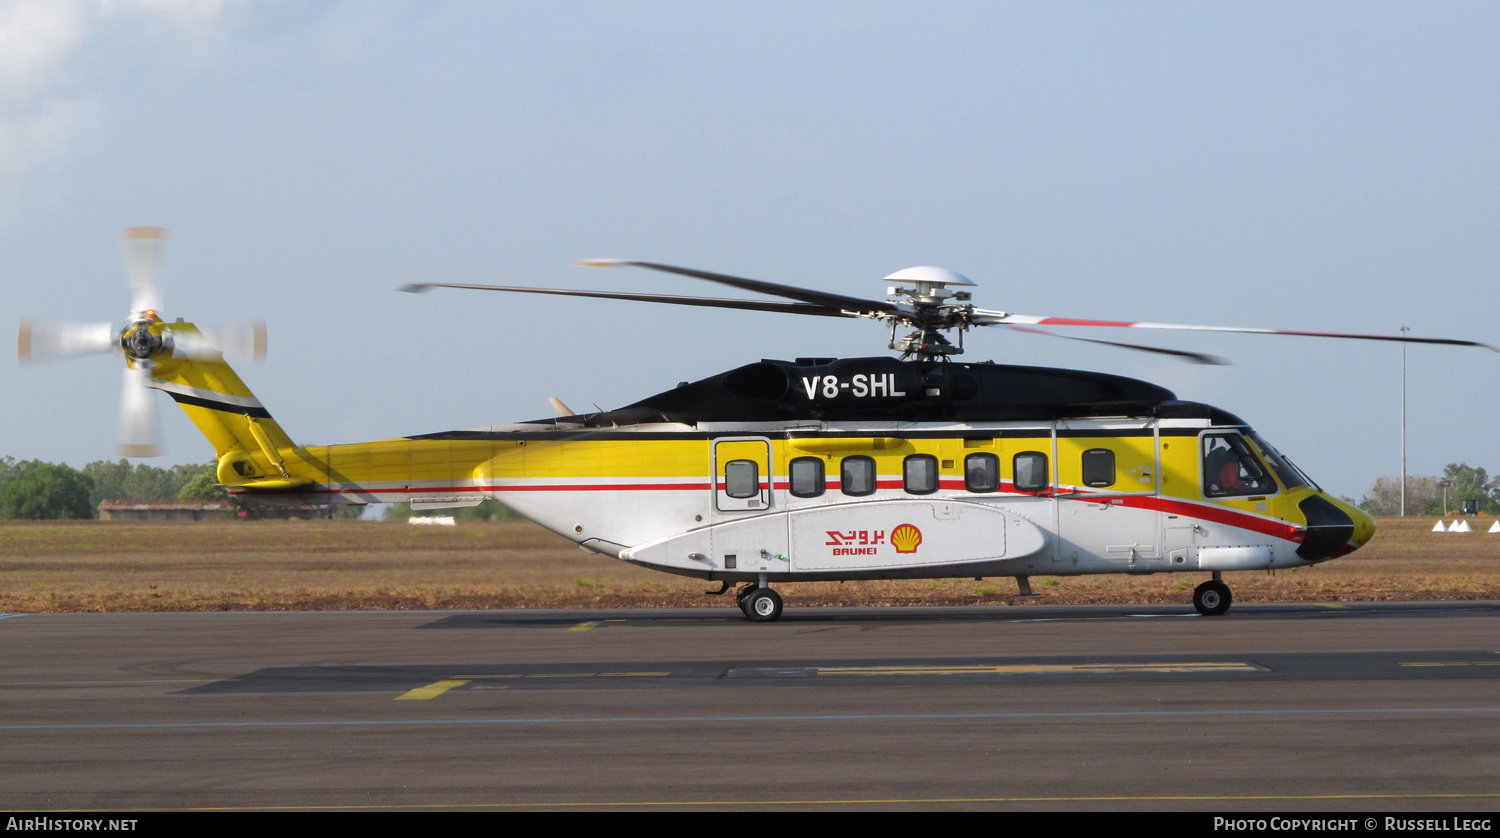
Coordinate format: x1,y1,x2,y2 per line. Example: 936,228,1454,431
0,516,1496,613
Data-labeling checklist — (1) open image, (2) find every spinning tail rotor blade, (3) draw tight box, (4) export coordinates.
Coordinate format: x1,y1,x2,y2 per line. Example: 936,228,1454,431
400,282,857,318
166,329,222,361
174,322,268,361
118,364,161,458
122,227,167,315
18,321,117,361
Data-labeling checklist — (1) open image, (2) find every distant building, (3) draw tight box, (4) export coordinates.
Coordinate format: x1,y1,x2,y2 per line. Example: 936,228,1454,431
97,500,236,521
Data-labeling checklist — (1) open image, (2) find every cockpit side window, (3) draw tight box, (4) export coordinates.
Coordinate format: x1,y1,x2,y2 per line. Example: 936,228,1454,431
1202,434,1277,498
1245,433,1309,491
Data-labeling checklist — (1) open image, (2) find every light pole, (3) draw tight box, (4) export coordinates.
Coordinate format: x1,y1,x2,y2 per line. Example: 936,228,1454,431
1401,325,1409,516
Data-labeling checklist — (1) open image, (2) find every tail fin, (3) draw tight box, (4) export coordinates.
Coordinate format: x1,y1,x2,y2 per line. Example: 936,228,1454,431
146,322,302,488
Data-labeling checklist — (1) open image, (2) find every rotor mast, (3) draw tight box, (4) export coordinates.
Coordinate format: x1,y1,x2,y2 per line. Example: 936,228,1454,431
882,266,976,361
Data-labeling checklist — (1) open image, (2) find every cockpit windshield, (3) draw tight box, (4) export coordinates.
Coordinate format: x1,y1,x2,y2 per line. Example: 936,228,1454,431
1202,433,1278,498
1246,432,1316,491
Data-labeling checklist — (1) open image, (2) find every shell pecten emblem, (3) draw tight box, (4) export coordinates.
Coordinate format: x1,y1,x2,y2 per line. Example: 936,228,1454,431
891,523,923,554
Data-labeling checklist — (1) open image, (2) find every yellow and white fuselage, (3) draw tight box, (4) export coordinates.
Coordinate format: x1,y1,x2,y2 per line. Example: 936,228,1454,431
144,325,1373,592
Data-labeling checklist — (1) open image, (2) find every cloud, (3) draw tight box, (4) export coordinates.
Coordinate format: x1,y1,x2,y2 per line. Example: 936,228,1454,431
0,1,87,106
0,0,236,201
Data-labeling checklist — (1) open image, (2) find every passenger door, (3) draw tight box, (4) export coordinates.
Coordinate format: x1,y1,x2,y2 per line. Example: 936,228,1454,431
709,437,784,574
712,438,772,513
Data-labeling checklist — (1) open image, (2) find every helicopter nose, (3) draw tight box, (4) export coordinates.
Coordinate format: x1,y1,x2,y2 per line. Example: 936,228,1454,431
1346,503,1377,550
1294,494,1368,561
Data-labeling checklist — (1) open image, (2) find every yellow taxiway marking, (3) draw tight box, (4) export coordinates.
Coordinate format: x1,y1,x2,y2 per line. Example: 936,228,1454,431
1400,661,1500,667
815,662,1262,676
567,621,600,632
453,672,670,680
399,671,669,697
1319,604,1351,610
395,679,471,700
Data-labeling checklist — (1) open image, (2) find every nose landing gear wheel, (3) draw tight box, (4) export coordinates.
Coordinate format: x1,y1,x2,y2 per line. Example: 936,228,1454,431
742,588,783,622
1193,580,1232,616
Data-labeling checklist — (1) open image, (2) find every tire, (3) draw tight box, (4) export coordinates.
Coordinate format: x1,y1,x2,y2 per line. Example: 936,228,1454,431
743,588,783,622
736,585,756,616
1193,580,1232,616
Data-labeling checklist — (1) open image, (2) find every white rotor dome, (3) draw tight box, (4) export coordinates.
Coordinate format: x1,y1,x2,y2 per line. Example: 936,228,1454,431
882,266,976,287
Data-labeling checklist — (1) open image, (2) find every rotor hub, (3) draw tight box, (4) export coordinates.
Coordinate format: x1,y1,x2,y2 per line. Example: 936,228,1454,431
122,320,163,360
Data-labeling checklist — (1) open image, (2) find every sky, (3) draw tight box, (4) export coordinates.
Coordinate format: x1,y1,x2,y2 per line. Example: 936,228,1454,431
2,0,1498,503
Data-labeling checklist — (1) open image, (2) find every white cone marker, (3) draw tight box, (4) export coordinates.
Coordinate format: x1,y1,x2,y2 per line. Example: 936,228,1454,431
1433,521,1447,532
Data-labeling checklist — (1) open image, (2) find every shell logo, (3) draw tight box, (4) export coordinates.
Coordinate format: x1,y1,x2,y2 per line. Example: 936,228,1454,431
891,523,923,554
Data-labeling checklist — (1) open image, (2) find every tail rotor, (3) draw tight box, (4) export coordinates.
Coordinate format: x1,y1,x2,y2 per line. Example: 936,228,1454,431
18,227,267,457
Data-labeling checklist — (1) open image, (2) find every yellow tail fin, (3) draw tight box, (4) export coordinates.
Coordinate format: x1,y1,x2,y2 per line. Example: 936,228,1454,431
145,322,301,488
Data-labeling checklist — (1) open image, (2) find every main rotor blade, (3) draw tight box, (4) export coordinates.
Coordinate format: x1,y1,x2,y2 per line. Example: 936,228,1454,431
1000,323,1229,365
18,320,117,361
400,282,858,318
118,364,161,458
122,227,167,315
576,259,902,316
970,309,1500,352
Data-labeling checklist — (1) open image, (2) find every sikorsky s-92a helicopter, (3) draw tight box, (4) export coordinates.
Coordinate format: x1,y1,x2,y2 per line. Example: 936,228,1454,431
22,229,1499,620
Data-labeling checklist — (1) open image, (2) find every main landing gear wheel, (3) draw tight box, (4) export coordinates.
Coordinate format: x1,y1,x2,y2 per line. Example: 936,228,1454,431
1193,580,1232,616
742,588,783,622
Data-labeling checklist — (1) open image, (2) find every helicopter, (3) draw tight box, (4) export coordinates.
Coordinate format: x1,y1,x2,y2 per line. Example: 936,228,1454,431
20,229,1499,621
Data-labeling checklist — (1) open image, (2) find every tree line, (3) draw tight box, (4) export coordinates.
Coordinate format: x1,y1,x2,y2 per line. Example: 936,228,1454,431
0,458,227,520
1358,463,1498,517
0,457,518,521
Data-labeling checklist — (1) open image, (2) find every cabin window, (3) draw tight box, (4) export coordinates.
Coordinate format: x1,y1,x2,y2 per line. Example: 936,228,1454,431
965,453,1000,493
1081,448,1116,488
724,459,760,499
1013,451,1049,493
841,456,876,497
903,455,939,495
789,457,825,498
1201,434,1277,498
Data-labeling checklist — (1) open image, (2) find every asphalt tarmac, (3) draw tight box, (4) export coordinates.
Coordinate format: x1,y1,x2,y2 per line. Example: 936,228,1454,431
2,601,1498,811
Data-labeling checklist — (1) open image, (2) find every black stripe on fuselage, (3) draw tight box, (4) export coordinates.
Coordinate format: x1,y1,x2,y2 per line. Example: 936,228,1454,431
164,392,273,419
404,426,1240,442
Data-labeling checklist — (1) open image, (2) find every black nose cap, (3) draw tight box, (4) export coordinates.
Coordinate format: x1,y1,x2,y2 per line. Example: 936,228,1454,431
1297,495,1355,561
